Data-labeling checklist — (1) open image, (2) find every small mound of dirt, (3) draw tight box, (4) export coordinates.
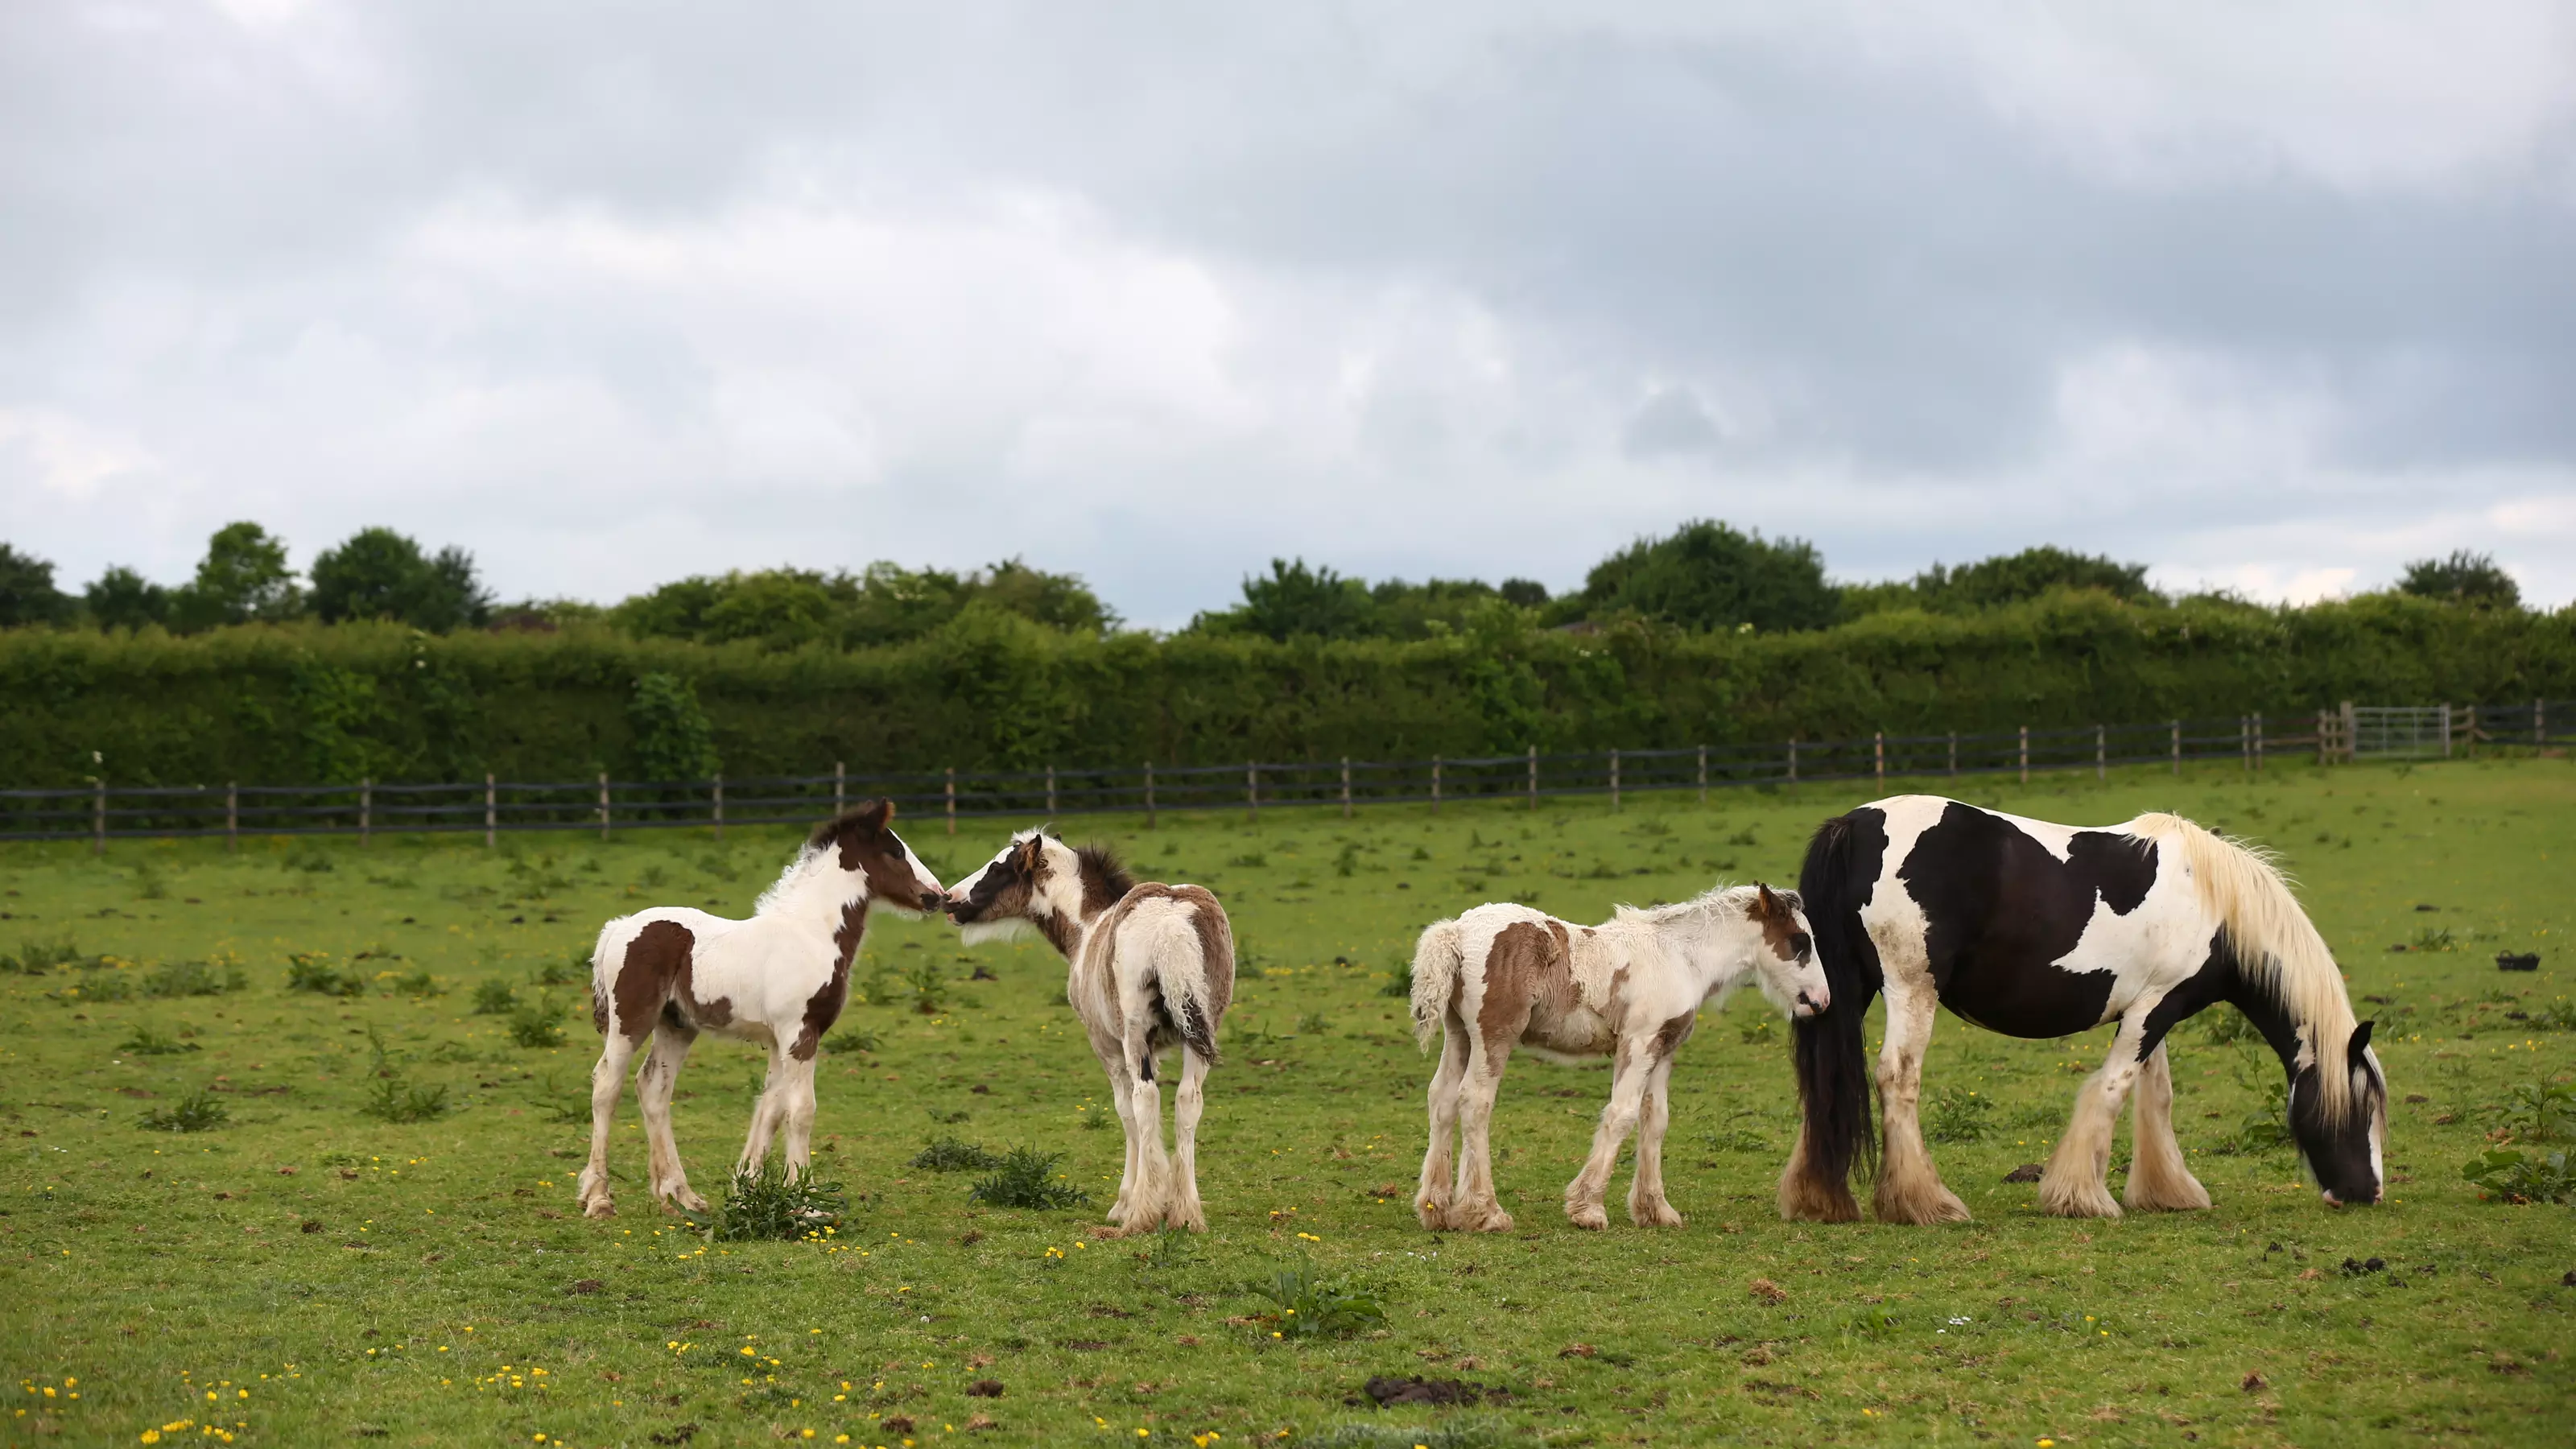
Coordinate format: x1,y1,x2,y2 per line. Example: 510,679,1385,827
2002,1164,2045,1183
1361,1376,1484,1407
967,1380,1004,1398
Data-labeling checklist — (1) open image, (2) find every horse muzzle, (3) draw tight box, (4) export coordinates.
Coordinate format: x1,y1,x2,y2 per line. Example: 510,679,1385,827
1793,989,1829,1018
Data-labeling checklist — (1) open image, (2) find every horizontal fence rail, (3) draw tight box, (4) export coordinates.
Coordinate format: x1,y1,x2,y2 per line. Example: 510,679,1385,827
7,700,2568,851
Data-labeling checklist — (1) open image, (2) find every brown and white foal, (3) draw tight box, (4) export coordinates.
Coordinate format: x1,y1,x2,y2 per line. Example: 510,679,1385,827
945,831,1234,1232
1410,884,1828,1232
575,800,945,1219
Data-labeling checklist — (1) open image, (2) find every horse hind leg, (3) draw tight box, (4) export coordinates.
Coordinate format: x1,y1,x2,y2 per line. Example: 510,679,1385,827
2123,1042,2211,1213
1628,1054,1685,1228
637,1022,704,1212
1872,984,1970,1225
1414,1014,1471,1230
737,1042,793,1177
1165,1044,1213,1232
576,1029,641,1219
1451,1039,1517,1233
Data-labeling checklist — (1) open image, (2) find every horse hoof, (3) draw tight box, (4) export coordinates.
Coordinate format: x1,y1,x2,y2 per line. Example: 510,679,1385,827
1413,1199,1451,1231
1566,1207,1608,1231
1631,1204,1686,1228
581,1199,615,1220
1466,1208,1515,1233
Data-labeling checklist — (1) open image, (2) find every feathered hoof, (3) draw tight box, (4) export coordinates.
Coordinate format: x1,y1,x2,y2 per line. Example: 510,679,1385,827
580,1197,615,1220
1454,1203,1515,1233
1629,1199,1686,1228
1776,1173,1863,1224
2037,1179,2124,1220
1414,1197,1452,1231
2124,1175,2214,1214
1565,1203,1609,1232
657,1187,708,1216
1873,1181,1973,1226
1163,1201,1208,1233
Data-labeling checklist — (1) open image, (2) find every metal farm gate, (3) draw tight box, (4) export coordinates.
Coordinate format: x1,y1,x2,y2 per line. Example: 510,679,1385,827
2346,704,2455,759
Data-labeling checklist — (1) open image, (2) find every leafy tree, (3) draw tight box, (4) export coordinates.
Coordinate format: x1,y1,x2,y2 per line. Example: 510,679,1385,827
972,558,1118,636
1913,546,2156,612
0,544,74,627
1577,520,1838,634
615,559,1117,650
170,522,303,630
2400,551,2520,609
1496,577,1550,609
310,527,493,631
1201,558,1376,641
83,566,170,630
627,672,720,782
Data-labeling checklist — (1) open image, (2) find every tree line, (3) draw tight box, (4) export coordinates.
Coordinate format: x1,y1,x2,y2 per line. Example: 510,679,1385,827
0,517,2535,646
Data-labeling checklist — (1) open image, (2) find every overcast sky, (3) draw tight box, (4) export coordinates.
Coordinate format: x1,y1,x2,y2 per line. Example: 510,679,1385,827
5,2,2572,625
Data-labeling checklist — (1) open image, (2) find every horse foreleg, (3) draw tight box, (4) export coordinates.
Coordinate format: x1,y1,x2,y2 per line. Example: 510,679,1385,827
2124,1042,2211,1212
1628,1053,1684,1228
1873,980,1969,1225
776,1053,821,1176
1166,1046,1213,1232
1566,1035,1653,1230
1415,1016,1471,1230
737,1042,791,1175
576,1030,640,1219
637,1022,704,1212
2041,1017,2150,1218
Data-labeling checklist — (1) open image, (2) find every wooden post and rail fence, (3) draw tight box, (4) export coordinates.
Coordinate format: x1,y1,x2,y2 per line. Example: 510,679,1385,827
23,700,2569,850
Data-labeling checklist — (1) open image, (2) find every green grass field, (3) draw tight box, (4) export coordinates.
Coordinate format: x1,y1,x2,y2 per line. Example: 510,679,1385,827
4,758,2572,1447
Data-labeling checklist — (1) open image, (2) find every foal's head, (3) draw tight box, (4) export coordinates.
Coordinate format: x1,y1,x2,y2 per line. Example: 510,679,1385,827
1740,884,1830,1019
807,799,947,915
943,830,1136,952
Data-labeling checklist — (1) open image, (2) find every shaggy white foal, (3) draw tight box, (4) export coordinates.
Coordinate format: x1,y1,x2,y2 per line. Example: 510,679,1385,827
945,831,1233,1232
575,801,945,1219
1410,883,1828,1232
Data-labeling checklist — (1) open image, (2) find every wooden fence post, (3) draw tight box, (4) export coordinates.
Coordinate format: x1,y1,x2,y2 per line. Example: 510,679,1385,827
1873,731,1885,789
599,771,611,840
2253,712,2264,771
225,782,237,852
2095,724,2106,782
360,777,372,845
93,777,105,857
1697,744,1707,804
833,761,845,816
2537,698,2546,748
1526,746,1537,809
1787,738,1798,784
1340,757,1352,819
944,767,956,834
2341,700,2357,763
2170,719,2181,774
712,773,724,840
2017,725,2029,786
2240,716,2251,772
1609,749,1620,811
1948,731,1958,778
2316,709,2329,768
1144,762,1157,828
1247,762,1259,823
1431,756,1443,815
485,772,497,848
1046,764,1058,819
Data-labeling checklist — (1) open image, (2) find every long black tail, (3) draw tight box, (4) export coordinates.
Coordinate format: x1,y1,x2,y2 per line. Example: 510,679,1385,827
1785,810,1885,1221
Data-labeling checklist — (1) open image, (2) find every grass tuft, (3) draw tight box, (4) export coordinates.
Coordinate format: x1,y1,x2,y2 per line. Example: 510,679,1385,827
508,1005,568,1048
1250,1257,1386,1339
285,951,367,997
138,1089,229,1133
910,1137,1005,1172
117,1026,200,1056
470,978,518,1015
698,1158,848,1242
967,1146,1093,1210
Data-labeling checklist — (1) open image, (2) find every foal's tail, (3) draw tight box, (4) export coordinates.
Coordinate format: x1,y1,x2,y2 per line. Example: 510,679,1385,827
1785,811,1885,1222
1409,917,1466,1052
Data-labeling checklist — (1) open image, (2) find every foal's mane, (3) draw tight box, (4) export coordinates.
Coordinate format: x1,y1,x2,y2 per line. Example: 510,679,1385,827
1072,841,1136,911
1611,881,1774,928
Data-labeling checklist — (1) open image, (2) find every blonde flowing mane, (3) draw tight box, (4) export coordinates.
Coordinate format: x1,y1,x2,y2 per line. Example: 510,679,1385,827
2129,812,2361,1120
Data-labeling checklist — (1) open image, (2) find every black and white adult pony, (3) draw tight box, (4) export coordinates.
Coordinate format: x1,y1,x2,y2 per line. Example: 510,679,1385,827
1783,796,2386,1224
575,800,947,1219
945,831,1235,1233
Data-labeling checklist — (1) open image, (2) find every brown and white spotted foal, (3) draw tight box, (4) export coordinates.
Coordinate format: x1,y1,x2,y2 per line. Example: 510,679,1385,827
574,800,945,1219
1409,883,1829,1232
946,831,1234,1232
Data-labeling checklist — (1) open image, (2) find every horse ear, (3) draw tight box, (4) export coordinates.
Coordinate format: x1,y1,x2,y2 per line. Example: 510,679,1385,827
2347,1019,2374,1061
1752,882,1783,919
856,798,893,832
1014,834,1044,870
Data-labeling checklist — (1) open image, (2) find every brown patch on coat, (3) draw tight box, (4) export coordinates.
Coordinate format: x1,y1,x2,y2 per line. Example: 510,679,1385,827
1748,884,1805,962
810,798,895,872
612,921,698,1044
1476,921,1577,1066
1650,1009,1697,1062
1075,844,1137,919
791,898,869,1061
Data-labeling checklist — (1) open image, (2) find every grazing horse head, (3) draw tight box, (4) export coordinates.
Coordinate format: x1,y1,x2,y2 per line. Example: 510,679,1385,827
1744,884,1831,1020
944,830,1136,956
2291,1019,2388,1208
807,799,947,915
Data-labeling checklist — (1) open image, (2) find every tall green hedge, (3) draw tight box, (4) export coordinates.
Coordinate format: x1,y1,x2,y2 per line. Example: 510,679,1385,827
2,593,2568,787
